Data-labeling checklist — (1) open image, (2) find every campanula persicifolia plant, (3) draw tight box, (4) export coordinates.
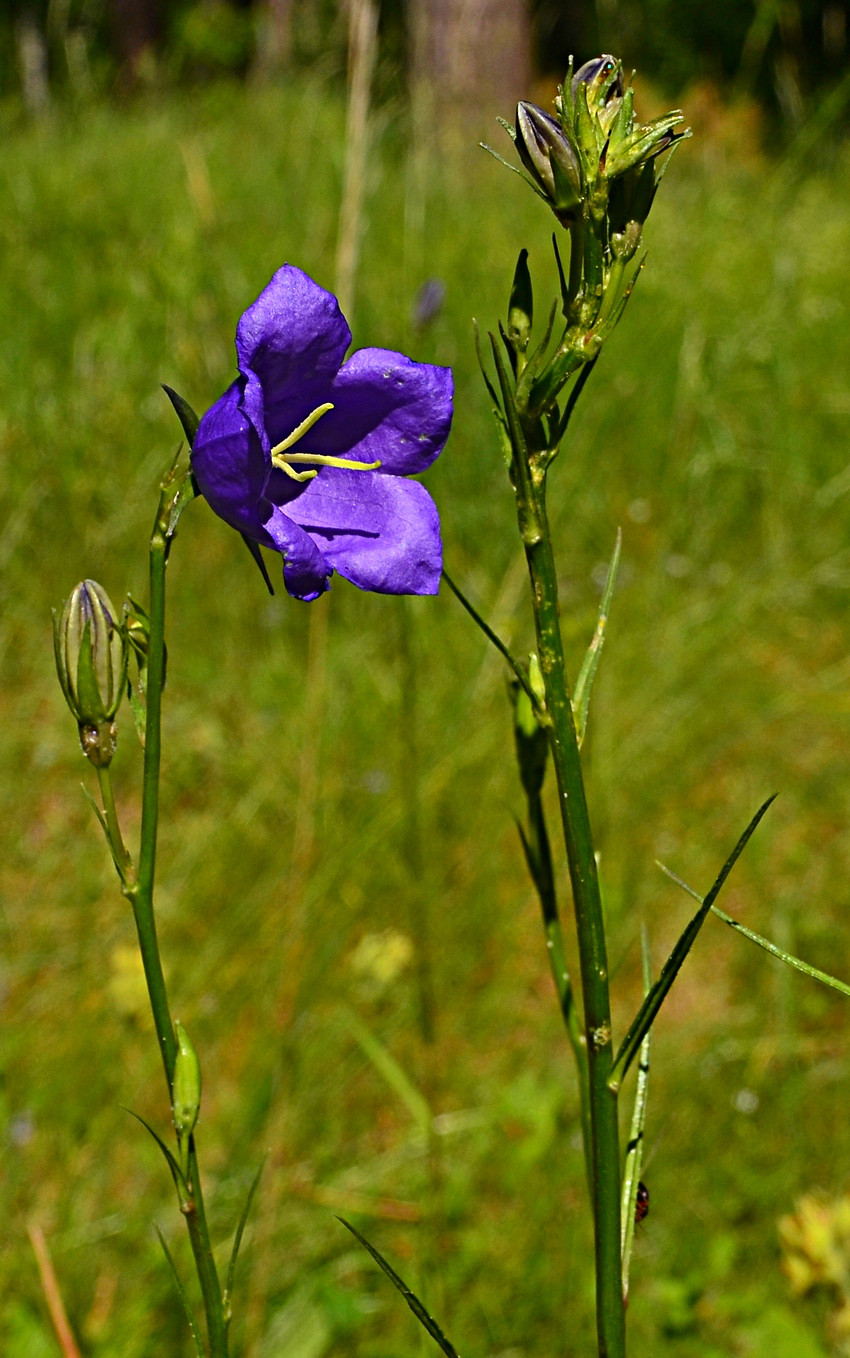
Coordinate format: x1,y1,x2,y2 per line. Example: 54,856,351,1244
53,265,452,1356
51,52,850,1358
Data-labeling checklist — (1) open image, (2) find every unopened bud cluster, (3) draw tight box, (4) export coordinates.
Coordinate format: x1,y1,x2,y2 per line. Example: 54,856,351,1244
54,580,127,766
512,55,687,240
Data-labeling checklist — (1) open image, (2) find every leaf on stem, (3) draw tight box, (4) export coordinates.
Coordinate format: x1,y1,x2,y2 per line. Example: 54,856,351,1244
124,1107,186,1199
608,796,776,1089
155,1226,206,1358
338,1217,461,1358
224,1158,266,1315
621,926,652,1301
658,863,850,1001
572,528,621,745
472,321,507,431
166,471,200,539
441,569,535,706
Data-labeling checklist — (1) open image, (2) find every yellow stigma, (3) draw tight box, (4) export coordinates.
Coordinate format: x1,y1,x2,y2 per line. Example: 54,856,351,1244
270,403,381,482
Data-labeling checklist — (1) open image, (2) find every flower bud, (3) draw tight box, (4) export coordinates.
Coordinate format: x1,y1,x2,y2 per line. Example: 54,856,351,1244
515,102,582,221
172,1020,202,1142
54,580,128,766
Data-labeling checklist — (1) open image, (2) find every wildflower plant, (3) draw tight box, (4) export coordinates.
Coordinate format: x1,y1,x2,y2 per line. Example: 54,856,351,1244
53,270,451,1356
50,49,850,1358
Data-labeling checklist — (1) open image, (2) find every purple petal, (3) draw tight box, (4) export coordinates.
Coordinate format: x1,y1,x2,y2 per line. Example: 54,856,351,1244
283,468,442,595
192,379,271,539
262,504,333,601
235,265,351,428
297,349,453,474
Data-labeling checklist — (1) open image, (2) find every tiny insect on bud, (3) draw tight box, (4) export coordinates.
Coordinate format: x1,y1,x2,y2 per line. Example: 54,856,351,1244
635,1180,649,1224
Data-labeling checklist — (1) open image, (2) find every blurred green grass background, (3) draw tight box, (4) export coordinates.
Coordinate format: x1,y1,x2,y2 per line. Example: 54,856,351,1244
4,73,850,1357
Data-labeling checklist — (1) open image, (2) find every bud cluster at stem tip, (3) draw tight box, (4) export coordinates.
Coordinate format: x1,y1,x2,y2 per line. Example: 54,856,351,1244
509,54,688,239
53,580,128,766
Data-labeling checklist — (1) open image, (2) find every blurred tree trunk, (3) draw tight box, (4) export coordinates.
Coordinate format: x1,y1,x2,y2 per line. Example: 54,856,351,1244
108,0,161,84
253,0,295,77
409,0,533,133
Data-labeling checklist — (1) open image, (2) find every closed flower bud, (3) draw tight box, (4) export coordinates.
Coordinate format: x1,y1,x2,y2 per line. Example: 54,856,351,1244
172,1020,202,1141
54,580,128,766
515,102,582,221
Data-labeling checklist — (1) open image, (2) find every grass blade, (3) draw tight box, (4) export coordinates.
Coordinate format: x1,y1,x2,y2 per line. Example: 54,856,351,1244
345,1009,431,1135
572,528,621,745
224,1158,266,1310
338,1217,460,1358
658,863,850,1000
609,796,776,1089
155,1226,205,1358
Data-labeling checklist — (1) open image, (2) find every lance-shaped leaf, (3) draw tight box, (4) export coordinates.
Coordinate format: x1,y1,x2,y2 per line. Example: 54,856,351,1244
124,1107,187,1200
659,864,850,1001
621,926,652,1301
339,1217,460,1358
223,1158,266,1320
608,796,776,1090
442,569,535,707
573,528,621,745
155,1226,205,1358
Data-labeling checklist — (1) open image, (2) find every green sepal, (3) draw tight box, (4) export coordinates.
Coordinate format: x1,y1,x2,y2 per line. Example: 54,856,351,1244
480,141,550,199
162,384,200,448
338,1217,460,1358
609,796,777,1089
550,150,583,218
239,533,275,595
507,248,533,355
155,1226,206,1358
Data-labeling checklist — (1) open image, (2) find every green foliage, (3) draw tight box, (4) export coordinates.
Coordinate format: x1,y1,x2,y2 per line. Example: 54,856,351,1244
5,71,850,1356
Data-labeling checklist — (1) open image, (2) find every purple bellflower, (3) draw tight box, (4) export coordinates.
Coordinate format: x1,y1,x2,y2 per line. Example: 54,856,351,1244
192,265,453,601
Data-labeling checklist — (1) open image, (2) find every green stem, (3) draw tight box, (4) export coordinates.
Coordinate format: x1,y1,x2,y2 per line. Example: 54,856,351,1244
131,484,228,1358
134,495,178,1086
524,786,592,1194
524,498,624,1358
492,336,623,1357
96,764,135,887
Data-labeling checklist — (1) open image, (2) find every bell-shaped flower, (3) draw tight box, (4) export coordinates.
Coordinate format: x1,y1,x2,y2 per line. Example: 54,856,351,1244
192,265,453,601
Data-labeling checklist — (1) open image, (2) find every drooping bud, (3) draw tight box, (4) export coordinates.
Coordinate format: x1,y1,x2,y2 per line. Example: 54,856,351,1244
54,580,128,766
515,102,582,222
172,1019,202,1177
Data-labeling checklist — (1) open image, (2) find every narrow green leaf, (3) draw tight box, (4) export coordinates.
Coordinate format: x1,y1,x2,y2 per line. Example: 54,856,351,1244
124,1108,185,1197
554,354,598,443
155,1226,205,1358
441,568,535,706
573,528,621,744
224,1158,266,1309
338,1218,461,1358
162,385,200,447
609,796,776,1089
472,320,507,432
658,863,850,1001
621,926,652,1299
515,298,558,409
80,781,110,845
479,141,547,198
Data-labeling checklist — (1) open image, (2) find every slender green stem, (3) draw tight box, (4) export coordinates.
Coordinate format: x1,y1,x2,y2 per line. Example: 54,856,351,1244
133,496,178,1086
491,335,624,1356
523,498,624,1358
96,764,135,886
523,785,592,1194
129,482,228,1357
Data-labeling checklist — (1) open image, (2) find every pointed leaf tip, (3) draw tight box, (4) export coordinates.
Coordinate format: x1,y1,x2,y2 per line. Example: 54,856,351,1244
162,385,201,447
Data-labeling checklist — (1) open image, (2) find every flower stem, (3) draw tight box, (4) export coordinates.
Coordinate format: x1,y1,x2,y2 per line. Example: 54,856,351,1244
130,483,228,1358
523,499,624,1358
